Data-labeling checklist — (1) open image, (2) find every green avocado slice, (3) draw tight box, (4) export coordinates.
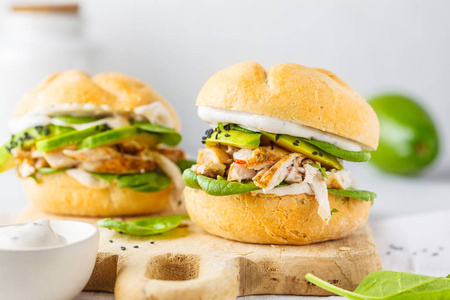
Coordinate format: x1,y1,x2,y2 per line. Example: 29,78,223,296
133,122,182,147
78,126,160,150
303,138,371,162
205,129,261,149
7,125,73,150
262,133,343,169
0,144,14,172
36,124,109,152
53,115,102,124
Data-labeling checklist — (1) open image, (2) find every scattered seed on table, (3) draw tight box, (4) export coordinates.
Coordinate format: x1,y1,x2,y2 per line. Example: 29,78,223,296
109,240,113,243
432,252,439,256
121,246,126,251
134,245,139,248
150,241,155,244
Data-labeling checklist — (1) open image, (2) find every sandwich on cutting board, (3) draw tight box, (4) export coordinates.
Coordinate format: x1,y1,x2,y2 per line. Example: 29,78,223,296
183,61,379,245
0,71,190,217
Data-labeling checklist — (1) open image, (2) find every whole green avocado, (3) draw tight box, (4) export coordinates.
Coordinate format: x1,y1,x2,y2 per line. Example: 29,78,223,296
368,94,439,175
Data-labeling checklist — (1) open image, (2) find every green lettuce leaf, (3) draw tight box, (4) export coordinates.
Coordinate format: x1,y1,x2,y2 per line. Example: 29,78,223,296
306,271,450,299
134,122,182,146
182,169,201,189
328,188,377,202
98,214,189,236
303,138,371,162
90,171,170,193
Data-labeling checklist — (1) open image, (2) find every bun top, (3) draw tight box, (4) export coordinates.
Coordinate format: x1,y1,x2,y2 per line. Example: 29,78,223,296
13,70,181,130
197,62,379,150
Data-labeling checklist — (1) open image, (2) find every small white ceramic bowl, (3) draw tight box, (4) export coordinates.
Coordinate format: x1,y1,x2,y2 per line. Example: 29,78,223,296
0,220,99,300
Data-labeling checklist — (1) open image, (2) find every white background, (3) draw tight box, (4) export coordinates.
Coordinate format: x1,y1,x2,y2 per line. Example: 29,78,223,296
0,1,449,216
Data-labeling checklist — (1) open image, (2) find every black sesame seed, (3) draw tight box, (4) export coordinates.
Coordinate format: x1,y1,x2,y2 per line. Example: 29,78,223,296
119,231,123,234
201,141,206,144
312,151,318,155
224,134,230,137
134,245,139,248
224,124,231,131
275,134,280,141
319,152,323,157
109,240,113,243
121,246,126,251
202,136,207,140
150,241,155,244
215,133,219,139
217,142,221,147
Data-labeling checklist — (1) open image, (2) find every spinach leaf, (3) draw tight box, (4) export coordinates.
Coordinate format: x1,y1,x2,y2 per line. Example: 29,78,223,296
90,173,118,183
306,271,450,299
197,174,261,196
98,214,189,236
330,208,339,215
175,159,196,172
53,115,102,124
134,122,182,147
218,122,258,134
182,169,201,189
37,167,71,174
303,138,371,162
328,188,377,202
90,171,171,193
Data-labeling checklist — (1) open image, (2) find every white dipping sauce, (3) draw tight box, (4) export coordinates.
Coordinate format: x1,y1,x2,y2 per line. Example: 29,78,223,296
198,106,368,151
0,219,67,250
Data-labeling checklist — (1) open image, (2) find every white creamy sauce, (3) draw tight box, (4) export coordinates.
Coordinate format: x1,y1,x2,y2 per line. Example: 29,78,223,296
198,106,366,151
251,182,313,196
9,102,174,134
0,219,67,250
66,168,111,189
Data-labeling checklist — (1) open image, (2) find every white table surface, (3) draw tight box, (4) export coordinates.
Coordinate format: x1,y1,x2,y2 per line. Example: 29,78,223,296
1,168,449,299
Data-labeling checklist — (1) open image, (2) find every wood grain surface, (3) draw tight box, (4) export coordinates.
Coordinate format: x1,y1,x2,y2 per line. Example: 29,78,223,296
18,205,381,300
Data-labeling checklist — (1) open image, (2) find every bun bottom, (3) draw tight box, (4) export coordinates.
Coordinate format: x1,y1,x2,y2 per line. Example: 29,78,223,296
184,188,371,245
22,172,171,217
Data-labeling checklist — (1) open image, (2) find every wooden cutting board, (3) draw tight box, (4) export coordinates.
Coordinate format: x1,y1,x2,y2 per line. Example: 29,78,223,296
18,205,381,299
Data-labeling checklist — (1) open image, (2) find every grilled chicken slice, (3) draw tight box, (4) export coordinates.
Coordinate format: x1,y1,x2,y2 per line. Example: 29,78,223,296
253,153,302,191
194,146,231,177
42,151,77,169
246,146,289,170
227,163,257,182
325,169,352,189
303,164,331,223
64,147,157,174
17,158,35,178
284,154,306,183
157,148,186,162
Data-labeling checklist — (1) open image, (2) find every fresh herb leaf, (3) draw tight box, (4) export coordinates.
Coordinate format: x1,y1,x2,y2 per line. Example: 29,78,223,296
309,163,328,178
53,115,102,124
330,208,339,215
98,214,190,236
303,138,371,162
134,122,182,147
175,159,196,172
306,271,450,299
37,167,71,174
197,174,260,196
182,169,201,189
29,174,39,183
328,188,377,202
90,171,171,193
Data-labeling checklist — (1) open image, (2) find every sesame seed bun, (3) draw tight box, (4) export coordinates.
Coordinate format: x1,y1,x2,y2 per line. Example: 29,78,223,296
22,172,172,217
184,188,371,245
13,70,181,131
197,62,379,150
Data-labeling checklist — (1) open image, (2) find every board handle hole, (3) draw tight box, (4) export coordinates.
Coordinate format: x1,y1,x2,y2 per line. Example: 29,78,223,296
145,253,200,281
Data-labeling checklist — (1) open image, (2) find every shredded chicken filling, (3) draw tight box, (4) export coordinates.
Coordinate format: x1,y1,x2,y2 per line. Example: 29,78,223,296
192,144,352,222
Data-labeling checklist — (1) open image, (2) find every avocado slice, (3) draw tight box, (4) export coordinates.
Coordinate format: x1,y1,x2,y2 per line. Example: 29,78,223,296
7,125,73,150
204,129,261,149
262,133,343,169
134,122,182,147
0,144,14,172
78,126,160,150
36,124,109,152
53,115,102,124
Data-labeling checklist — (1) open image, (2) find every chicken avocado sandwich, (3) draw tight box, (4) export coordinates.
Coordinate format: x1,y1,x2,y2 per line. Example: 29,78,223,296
183,62,379,245
0,71,192,217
